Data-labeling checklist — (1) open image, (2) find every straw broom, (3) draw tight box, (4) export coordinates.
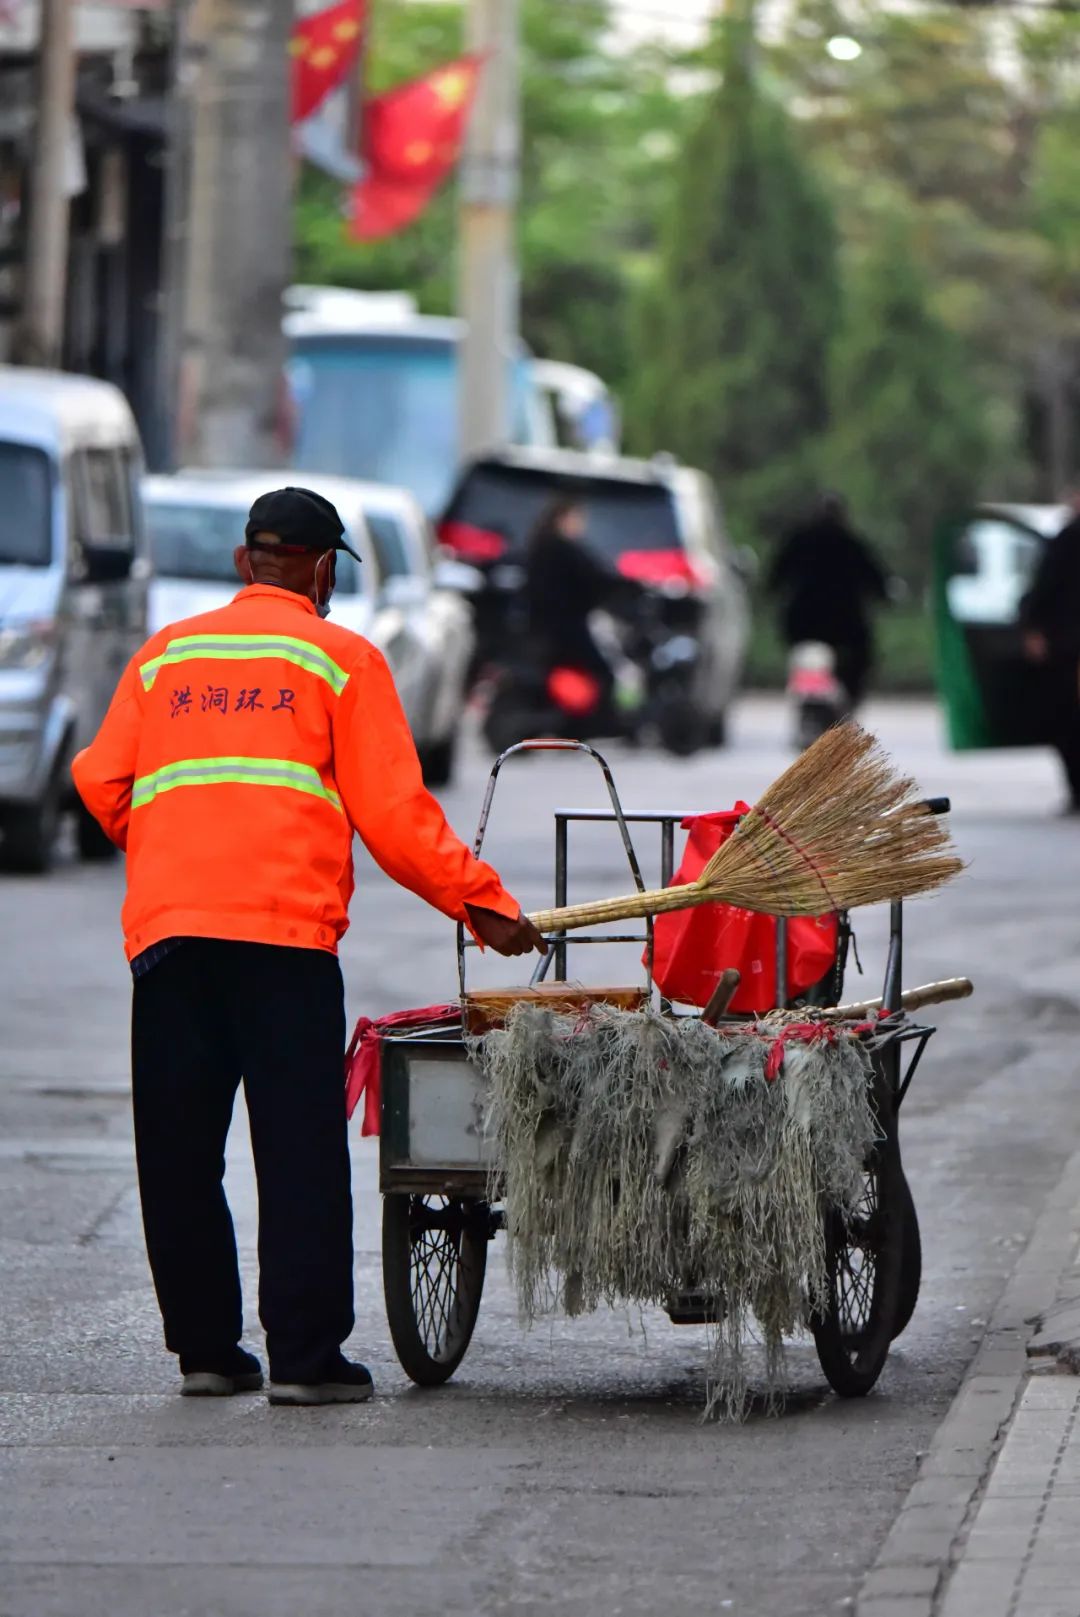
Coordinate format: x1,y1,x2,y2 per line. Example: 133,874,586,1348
528,723,963,935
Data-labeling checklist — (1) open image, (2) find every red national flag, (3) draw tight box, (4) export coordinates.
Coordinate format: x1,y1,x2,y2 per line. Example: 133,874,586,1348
349,54,483,241
291,0,366,125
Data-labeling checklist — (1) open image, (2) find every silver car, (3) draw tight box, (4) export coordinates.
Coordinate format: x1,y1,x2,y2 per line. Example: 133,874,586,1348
0,367,148,872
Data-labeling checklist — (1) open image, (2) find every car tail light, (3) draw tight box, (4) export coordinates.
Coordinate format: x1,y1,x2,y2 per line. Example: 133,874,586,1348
616,549,713,592
547,666,602,716
437,520,508,564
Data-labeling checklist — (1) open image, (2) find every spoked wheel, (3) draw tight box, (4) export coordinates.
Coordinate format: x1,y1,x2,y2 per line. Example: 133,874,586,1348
811,1135,905,1398
382,1194,489,1386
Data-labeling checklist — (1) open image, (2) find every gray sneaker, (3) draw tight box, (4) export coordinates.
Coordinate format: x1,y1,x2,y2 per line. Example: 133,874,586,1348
268,1357,373,1406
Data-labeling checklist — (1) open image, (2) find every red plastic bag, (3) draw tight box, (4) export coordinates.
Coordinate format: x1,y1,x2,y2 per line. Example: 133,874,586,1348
650,806,838,1013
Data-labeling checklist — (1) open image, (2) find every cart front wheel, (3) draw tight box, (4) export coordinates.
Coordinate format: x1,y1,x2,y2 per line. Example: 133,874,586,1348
382,1194,489,1386
811,1144,904,1398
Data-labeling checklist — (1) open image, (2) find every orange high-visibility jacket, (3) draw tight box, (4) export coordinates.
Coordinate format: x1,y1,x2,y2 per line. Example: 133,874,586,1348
72,584,520,961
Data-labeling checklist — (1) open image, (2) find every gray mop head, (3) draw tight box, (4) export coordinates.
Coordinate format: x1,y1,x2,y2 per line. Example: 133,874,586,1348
473,1003,878,1418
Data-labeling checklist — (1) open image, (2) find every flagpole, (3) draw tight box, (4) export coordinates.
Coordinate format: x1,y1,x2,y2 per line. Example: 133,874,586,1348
458,0,520,462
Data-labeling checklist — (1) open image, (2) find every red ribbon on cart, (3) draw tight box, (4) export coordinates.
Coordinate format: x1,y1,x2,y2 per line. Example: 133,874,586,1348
761,1017,878,1081
345,1004,460,1136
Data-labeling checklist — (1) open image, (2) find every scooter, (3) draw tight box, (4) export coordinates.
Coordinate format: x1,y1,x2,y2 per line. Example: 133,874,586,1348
786,641,850,749
481,594,708,758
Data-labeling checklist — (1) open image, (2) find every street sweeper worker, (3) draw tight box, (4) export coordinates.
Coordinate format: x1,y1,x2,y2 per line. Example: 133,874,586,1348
72,485,546,1408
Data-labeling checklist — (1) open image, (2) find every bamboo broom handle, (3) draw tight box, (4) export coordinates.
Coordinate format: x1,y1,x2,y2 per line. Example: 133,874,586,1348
529,882,719,935
822,977,974,1020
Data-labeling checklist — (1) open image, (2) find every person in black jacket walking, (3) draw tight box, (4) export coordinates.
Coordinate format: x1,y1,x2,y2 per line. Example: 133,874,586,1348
1020,496,1080,813
769,493,890,706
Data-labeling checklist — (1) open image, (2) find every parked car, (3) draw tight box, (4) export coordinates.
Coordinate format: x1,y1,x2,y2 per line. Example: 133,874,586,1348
142,470,473,786
354,480,476,787
944,504,1063,627
936,502,1066,752
530,359,621,454
0,367,149,871
439,446,750,745
284,288,555,516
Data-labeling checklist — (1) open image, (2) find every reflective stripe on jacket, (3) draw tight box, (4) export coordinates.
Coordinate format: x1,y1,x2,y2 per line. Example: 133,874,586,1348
72,584,519,960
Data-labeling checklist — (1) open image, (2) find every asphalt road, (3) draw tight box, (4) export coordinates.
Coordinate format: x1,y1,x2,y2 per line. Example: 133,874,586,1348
2,696,1078,1617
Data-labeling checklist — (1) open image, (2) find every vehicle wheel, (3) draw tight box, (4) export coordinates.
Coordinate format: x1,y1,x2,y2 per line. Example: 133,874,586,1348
382,1193,489,1385
705,710,728,748
0,774,62,874
892,1167,922,1340
656,695,706,758
811,1128,904,1398
419,733,457,789
482,690,550,756
76,802,118,862
797,702,834,750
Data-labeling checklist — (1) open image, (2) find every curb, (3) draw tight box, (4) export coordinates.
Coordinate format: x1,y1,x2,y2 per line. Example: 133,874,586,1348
856,1146,1080,1617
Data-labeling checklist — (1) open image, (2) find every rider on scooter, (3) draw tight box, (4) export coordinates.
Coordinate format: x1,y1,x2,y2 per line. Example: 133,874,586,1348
768,492,890,706
525,497,631,723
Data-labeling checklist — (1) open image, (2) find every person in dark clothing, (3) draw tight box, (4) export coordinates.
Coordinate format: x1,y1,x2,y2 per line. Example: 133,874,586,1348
524,498,623,700
1020,496,1080,812
769,493,890,706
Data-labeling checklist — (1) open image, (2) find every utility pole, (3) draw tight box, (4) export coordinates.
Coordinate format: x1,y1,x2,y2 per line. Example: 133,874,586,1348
458,0,520,461
179,0,293,468
15,0,77,368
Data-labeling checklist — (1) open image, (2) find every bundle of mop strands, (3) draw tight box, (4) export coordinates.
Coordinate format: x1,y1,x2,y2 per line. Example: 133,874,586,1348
473,1001,879,1418
529,723,963,936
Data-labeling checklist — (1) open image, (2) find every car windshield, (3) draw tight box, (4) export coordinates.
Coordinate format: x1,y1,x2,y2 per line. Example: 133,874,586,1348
146,497,365,595
288,336,540,515
366,512,411,579
443,464,681,559
146,501,245,582
0,443,52,566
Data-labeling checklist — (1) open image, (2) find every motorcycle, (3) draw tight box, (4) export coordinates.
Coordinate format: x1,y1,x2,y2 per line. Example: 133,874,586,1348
481,592,708,758
786,641,850,749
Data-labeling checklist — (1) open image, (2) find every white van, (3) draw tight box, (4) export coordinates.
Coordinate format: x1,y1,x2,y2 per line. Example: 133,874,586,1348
0,368,149,870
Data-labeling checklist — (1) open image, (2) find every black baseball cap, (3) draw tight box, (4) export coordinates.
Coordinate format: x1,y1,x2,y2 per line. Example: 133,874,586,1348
245,486,362,563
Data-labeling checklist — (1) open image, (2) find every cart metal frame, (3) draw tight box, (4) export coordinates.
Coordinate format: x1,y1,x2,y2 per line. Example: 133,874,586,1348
381,740,938,1197
378,740,946,1395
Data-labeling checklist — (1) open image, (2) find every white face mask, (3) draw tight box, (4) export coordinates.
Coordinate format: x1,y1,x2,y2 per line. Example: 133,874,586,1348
314,550,335,618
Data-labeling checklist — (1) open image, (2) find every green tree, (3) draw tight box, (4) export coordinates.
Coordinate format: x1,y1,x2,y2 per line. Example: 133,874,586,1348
768,2,1080,497
827,221,990,583
628,8,840,546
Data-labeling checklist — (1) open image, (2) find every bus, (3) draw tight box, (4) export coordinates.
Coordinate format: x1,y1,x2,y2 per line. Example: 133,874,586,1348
284,288,555,516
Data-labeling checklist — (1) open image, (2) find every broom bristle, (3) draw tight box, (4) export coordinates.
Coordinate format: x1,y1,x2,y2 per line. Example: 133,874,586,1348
527,723,963,935
696,722,962,913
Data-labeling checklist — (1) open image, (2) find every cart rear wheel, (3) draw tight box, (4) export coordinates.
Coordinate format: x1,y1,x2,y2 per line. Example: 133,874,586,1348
892,1167,922,1340
382,1194,489,1386
811,1140,904,1398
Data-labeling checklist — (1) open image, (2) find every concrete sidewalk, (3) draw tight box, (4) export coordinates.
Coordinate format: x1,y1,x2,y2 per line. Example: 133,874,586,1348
940,1377,1080,1617
859,1153,1080,1617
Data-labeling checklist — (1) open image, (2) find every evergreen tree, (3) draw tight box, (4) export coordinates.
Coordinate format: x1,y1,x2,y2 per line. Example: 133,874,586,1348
627,5,840,546
827,220,990,584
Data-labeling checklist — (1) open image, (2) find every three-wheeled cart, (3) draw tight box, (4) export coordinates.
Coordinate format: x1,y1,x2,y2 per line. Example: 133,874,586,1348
379,742,945,1400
